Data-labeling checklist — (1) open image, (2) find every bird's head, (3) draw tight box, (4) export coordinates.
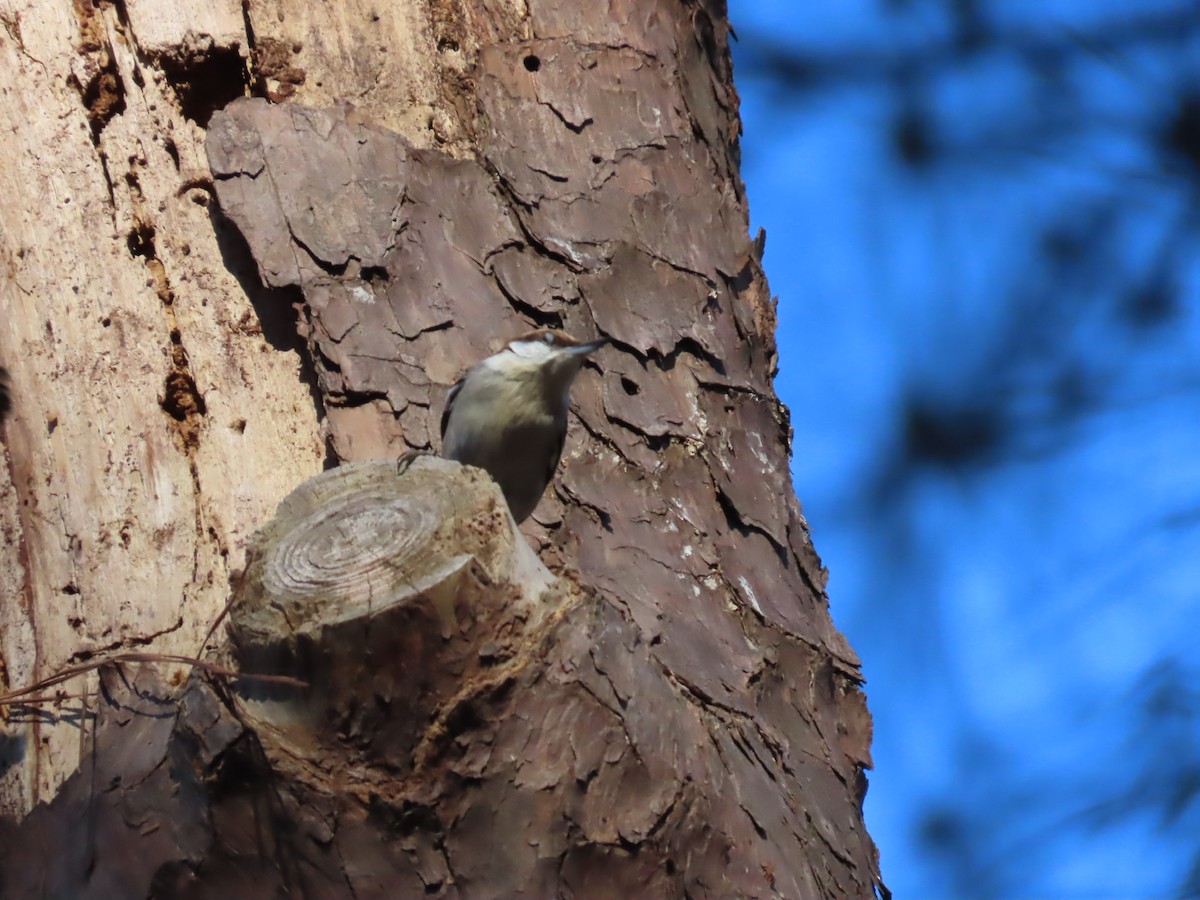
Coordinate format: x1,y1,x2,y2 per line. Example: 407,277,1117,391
504,328,608,363
489,328,614,400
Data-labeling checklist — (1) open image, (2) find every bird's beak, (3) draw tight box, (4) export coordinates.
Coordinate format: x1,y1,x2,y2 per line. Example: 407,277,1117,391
567,337,610,358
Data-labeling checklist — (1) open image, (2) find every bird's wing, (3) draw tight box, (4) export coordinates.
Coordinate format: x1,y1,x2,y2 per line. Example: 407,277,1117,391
543,417,567,491
439,373,465,441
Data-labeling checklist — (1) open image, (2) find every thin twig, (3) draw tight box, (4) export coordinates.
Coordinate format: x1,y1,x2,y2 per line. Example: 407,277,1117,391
197,563,249,657
0,651,307,708
4,692,95,705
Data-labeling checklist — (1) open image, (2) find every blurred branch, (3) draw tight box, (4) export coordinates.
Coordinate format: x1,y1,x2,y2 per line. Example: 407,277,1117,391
737,5,1200,95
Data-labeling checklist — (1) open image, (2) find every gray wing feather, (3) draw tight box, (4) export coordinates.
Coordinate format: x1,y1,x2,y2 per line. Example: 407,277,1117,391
440,376,464,444
543,419,567,492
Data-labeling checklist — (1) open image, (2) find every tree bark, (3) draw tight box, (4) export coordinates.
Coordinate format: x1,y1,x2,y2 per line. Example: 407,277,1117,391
0,0,882,896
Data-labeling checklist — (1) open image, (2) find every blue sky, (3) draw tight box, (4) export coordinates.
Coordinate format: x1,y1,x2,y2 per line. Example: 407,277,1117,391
731,2,1200,896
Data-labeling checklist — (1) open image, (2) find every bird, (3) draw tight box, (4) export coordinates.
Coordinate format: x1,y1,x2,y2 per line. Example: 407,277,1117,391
440,328,609,523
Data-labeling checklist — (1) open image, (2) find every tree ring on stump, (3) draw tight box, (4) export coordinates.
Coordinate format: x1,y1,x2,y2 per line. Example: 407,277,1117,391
264,495,427,607
233,456,553,641
224,456,559,776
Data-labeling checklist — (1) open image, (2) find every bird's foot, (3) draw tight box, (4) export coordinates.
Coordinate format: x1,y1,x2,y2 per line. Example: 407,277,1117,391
395,449,429,477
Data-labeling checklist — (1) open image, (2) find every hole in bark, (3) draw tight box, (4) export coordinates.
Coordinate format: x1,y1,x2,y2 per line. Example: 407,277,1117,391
46,417,58,434
127,223,157,260
163,137,180,170
74,61,126,143
523,54,540,72
620,376,640,396
360,265,389,283
644,433,670,452
160,46,249,127
101,316,111,327
249,36,308,102
162,370,207,423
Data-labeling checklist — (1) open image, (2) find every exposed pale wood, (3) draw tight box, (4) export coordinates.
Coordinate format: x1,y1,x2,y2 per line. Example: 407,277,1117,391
123,0,245,58
0,0,324,811
244,0,472,148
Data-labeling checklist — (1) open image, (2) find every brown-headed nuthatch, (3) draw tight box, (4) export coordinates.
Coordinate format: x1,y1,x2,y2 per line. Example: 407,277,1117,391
440,328,609,523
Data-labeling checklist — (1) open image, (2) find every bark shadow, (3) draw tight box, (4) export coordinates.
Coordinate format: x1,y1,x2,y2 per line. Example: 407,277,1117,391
0,729,25,777
209,204,335,468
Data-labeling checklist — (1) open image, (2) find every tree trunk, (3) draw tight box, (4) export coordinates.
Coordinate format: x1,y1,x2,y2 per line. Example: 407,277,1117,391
0,0,882,896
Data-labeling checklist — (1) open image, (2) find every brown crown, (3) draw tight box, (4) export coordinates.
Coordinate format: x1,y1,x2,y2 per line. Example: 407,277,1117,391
508,328,581,348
